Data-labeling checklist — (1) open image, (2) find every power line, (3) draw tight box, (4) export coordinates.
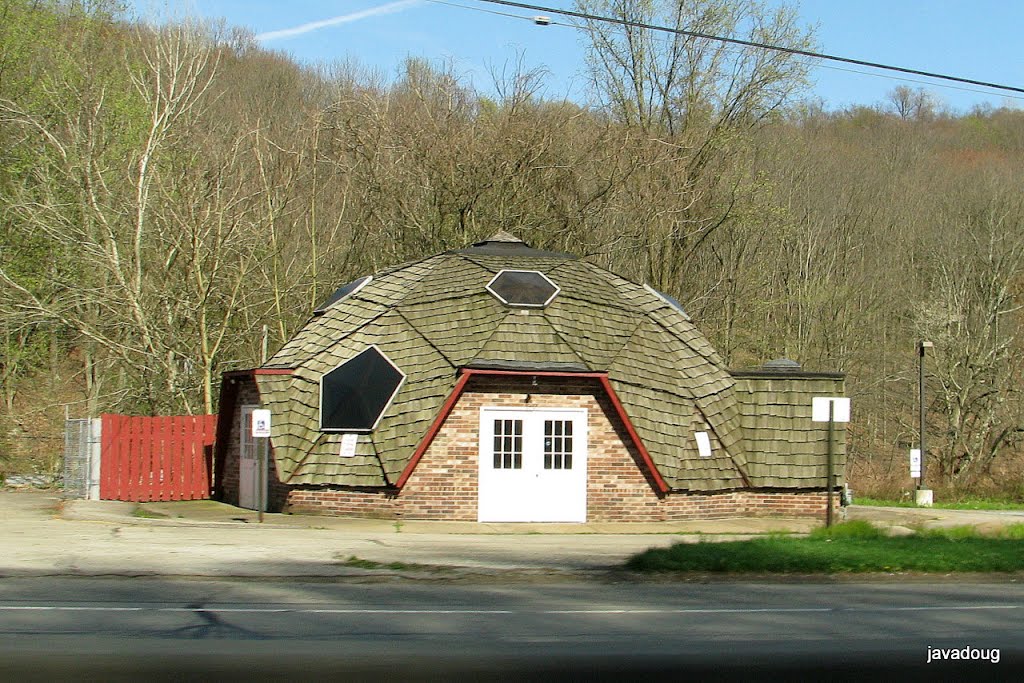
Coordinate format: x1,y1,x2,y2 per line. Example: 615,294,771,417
809,60,1024,103
427,0,1023,102
472,0,1024,96
427,0,536,22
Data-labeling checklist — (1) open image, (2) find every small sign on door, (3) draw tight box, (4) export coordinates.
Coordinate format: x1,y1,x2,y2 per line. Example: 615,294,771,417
251,409,271,438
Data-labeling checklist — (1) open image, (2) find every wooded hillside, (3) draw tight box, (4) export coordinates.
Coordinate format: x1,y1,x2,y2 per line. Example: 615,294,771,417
2,0,1022,497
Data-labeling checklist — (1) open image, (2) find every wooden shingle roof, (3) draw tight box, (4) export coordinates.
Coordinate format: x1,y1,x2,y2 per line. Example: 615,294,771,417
256,235,752,491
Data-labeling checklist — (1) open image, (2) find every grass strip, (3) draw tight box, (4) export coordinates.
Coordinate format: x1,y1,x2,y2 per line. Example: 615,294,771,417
855,497,1024,511
626,521,1024,574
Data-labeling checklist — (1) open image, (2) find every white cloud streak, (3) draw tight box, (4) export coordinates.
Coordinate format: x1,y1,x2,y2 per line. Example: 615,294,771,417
256,0,421,42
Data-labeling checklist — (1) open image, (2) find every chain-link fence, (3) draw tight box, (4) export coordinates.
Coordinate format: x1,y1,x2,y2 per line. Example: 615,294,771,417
63,418,101,499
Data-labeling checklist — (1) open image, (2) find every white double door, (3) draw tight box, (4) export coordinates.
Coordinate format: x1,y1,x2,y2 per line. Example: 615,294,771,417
478,408,588,522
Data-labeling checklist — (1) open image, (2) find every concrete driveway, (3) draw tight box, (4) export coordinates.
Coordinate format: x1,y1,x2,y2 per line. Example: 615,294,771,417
1,488,816,579
2,488,1022,579
846,503,1024,534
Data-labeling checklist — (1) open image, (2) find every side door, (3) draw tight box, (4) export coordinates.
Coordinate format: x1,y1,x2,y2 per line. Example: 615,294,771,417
238,405,259,509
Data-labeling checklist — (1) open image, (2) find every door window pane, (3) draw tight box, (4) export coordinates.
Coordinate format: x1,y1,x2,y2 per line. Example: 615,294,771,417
493,419,523,469
543,420,573,469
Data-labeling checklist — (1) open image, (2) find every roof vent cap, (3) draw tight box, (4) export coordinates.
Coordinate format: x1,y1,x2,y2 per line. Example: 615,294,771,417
762,358,802,371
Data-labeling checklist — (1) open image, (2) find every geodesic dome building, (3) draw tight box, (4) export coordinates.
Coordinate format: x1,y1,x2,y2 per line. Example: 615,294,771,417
215,233,844,522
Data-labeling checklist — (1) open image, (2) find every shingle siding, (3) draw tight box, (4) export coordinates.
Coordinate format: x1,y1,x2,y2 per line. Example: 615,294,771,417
731,371,847,488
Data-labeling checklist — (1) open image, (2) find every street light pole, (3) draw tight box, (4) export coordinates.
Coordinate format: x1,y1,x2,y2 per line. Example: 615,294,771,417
918,340,932,491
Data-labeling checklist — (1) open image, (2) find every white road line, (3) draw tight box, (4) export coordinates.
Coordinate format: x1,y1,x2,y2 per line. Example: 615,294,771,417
0,606,145,612
544,608,833,614
0,605,1018,615
881,605,1019,611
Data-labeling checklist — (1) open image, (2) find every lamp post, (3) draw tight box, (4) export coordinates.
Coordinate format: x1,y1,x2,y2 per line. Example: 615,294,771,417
917,341,933,506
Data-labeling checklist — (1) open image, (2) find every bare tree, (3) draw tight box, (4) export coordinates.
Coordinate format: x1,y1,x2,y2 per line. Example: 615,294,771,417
887,85,939,122
0,21,262,413
915,182,1024,484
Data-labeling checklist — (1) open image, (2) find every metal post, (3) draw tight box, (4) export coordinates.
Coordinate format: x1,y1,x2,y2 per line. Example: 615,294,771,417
257,436,266,524
918,341,927,490
826,401,835,527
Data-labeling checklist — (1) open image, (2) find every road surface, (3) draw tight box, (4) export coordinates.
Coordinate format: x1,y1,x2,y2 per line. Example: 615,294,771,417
1,576,1020,680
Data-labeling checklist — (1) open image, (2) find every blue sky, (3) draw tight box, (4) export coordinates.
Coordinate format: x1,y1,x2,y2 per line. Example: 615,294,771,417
150,1,1024,113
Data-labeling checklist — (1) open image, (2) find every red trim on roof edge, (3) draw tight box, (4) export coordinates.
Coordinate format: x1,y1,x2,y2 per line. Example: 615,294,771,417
597,376,670,494
394,371,473,488
461,369,608,378
394,369,670,495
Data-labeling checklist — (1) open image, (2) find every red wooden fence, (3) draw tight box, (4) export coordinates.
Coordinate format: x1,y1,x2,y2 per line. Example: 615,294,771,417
99,414,217,502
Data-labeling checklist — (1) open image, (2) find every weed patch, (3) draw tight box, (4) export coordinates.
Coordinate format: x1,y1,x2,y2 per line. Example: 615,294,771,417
131,506,169,519
340,555,442,572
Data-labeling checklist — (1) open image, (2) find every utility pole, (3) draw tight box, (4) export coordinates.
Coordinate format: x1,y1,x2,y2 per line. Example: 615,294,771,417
917,341,933,505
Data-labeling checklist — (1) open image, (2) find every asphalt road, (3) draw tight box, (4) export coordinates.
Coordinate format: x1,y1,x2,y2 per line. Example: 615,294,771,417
1,577,1021,681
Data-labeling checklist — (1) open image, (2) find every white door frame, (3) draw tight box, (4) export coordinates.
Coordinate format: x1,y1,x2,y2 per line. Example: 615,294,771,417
238,405,259,509
478,407,588,522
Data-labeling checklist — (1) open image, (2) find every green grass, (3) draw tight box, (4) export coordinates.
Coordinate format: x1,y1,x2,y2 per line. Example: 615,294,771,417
626,521,1024,574
131,506,169,519
855,496,1024,510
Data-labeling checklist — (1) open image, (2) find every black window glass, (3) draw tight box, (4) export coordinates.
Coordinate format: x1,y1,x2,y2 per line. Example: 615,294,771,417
493,419,523,469
321,347,403,431
313,276,371,315
487,270,558,307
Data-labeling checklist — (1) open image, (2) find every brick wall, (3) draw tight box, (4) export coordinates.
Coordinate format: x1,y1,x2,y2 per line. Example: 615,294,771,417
220,376,274,508
276,375,836,521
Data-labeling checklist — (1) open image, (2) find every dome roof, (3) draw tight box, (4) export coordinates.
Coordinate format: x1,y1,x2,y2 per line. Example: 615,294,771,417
256,235,749,491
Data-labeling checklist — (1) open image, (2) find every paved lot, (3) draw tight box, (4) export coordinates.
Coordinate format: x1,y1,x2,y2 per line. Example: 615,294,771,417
0,488,817,578
2,488,1022,579
847,503,1024,532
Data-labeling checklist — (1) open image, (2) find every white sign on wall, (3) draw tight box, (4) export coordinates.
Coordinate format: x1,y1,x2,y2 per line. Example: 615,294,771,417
339,432,359,458
695,431,712,458
910,449,922,478
251,409,271,438
812,397,851,423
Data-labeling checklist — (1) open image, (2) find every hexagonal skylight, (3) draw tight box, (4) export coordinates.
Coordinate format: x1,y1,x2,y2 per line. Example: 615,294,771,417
486,270,559,308
320,346,405,432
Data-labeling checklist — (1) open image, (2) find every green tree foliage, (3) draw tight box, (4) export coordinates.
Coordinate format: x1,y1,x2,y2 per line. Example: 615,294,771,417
0,2,1022,495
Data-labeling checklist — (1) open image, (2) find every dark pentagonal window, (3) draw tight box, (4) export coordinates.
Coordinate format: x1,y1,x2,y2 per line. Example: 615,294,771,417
486,269,559,308
313,276,372,315
320,346,405,432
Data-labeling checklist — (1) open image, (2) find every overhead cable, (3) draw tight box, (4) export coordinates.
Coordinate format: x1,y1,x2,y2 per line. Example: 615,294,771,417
472,0,1024,95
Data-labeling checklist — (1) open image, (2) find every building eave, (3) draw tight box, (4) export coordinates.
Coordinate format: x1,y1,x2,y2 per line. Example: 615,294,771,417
394,368,670,494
